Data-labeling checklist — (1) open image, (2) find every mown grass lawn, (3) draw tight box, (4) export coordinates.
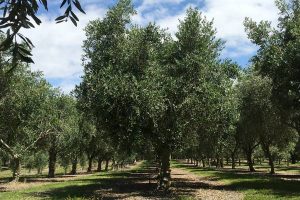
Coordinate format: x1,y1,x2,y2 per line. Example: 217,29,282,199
172,161,300,200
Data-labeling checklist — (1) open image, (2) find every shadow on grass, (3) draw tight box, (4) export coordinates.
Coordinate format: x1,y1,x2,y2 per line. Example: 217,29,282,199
26,162,220,199
175,162,300,199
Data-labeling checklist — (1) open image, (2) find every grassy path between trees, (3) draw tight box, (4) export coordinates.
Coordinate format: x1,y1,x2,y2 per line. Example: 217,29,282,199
0,161,213,200
1,161,300,199
0,162,146,200
172,160,300,200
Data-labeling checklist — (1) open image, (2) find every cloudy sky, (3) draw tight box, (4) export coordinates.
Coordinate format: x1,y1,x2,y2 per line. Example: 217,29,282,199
24,0,279,93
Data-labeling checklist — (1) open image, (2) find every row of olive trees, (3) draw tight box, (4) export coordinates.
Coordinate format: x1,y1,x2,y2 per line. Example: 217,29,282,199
0,63,82,181
238,0,300,173
181,70,298,174
176,0,300,175
0,62,135,180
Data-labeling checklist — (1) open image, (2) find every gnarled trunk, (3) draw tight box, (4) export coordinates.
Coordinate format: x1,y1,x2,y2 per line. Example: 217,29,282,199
246,152,255,172
37,167,42,174
216,158,220,168
291,153,297,164
0,139,21,181
71,157,78,175
231,153,236,169
12,155,20,182
158,148,171,190
105,159,109,171
265,146,275,174
220,158,224,168
97,158,102,172
201,159,206,168
87,156,93,173
48,146,57,178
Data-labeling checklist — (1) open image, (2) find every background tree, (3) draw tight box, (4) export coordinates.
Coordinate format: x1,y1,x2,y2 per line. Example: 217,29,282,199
244,0,299,140
0,66,54,181
45,94,79,178
237,71,298,174
236,72,264,172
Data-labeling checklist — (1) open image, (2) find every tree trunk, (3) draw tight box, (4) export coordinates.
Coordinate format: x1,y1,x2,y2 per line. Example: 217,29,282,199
97,158,102,172
220,158,224,168
2,157,8,167
291,153,296,164
231,153,236,169
246,152,255,172
158,148,171,190
48,146,57,178
202,159,206,168
12,155,20,182
71,157,77,175
216,158,219,168
269,158,275,174
87,157,93,173
0,139,21,181
111,158,115,170
105,159,109,171
239,158,241,166
265,147,275,174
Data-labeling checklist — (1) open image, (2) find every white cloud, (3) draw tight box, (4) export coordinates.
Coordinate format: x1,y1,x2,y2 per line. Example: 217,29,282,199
22,5,107,92
136,0,184,13
22,0,279,93
133,3,195,36
134,0,278,58
202,0,278,57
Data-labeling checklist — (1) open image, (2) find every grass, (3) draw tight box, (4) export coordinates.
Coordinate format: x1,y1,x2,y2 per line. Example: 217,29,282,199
0,172,111,199
172,161,300,200
0,162,144,200
1,161,300,199
0,165,88,180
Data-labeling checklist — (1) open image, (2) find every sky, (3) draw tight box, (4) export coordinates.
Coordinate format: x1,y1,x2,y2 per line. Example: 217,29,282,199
23,0,279,93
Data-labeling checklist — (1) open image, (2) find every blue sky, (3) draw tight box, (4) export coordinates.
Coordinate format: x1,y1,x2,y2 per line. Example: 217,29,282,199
25,0,278,93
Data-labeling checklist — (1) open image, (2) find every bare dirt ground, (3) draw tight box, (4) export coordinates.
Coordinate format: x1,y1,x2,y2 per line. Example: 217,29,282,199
171,167,243,200
87,163,243,200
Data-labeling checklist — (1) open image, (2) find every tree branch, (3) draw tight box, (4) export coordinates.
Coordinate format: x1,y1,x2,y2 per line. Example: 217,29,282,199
24,129,52,152
0,138,15,157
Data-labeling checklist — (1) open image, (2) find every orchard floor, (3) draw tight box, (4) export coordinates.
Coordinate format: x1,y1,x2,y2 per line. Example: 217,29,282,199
0,161,299,200
173,161,300,200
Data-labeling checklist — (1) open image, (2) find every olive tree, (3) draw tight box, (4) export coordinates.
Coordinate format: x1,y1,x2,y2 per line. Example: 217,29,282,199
0,66,55,181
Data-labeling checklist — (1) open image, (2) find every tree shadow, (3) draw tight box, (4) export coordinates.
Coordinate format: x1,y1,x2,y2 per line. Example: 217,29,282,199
177,162,300,199
27,164,217,199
